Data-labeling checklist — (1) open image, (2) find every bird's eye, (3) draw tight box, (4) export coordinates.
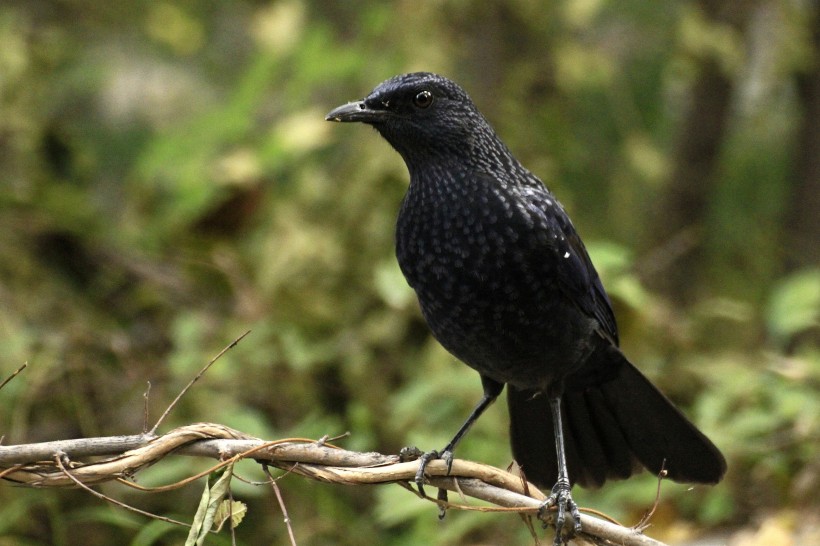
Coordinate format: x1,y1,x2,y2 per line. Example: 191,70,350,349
413,90,433,109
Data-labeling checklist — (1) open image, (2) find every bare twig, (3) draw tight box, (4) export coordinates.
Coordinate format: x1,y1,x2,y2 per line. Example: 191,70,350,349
143,381,152,433
0,464,25,480
53,452,191,529
0,433,155,465
0,362,28,391
0,424,669,546
263,465,298,546
315,431,349,447
150,331,250,434
635,461,669,532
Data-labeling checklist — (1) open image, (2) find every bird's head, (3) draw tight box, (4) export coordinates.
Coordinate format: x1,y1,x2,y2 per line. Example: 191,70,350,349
326,72,494,166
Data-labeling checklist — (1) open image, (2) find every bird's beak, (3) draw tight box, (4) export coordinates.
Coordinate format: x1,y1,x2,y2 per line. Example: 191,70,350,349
325,101,387,123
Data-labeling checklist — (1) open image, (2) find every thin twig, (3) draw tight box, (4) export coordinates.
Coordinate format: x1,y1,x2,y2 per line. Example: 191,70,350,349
263,465,298,546
316,431,350,447
0,464,25,480
635,461,668,532
54,453,191,529
143,381,151,433
513,465,542,545
116,438,331,494
520,510,541,546
116,457,234,493
579,507,623,526
150,331,250,434
0,362,28,391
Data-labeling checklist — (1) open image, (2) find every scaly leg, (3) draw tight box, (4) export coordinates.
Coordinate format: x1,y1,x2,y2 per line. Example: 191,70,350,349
413,376,503,497
539,395,582,545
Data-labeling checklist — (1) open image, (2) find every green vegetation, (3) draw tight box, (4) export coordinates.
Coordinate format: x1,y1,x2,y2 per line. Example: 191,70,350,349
1,1,817,544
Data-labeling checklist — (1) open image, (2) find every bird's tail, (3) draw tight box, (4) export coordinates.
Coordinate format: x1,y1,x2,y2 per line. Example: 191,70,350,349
507,346,727,489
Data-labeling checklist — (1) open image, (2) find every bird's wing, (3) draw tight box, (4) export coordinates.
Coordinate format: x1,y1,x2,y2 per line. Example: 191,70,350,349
516,180,620,346
562,225,619,345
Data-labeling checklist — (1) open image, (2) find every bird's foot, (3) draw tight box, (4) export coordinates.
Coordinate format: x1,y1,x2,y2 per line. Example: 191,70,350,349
538,479,581,546
411,448,454,498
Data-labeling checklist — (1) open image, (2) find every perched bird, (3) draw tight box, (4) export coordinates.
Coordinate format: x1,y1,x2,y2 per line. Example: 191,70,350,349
326,73,726,543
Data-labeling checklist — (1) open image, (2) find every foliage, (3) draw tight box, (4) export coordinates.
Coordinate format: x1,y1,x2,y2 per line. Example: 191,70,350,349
0,0,817,544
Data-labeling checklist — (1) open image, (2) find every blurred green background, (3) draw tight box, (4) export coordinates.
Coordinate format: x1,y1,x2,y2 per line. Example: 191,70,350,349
1,0,818,544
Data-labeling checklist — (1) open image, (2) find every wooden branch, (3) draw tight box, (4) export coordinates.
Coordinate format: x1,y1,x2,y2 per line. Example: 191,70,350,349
0,423,668,546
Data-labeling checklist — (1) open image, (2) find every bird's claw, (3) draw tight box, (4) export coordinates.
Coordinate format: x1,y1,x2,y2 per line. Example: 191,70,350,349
441,449,454,473
413,448,455,497
414,450,439,496
538,479,581,546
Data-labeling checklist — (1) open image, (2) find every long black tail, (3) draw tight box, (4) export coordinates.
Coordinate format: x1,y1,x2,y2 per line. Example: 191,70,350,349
508,346,727,489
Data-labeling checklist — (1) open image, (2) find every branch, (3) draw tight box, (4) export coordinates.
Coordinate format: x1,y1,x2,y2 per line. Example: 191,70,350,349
0,423,667,546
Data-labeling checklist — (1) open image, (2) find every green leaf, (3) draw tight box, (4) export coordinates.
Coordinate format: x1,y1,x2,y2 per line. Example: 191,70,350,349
212,500,247,532
185,465,234,546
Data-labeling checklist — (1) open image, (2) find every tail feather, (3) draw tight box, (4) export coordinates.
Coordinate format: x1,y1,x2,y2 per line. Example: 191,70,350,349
507,388,561,488
508,347,726,489
596,349,727,484
563,389,611,486
570,387,637,484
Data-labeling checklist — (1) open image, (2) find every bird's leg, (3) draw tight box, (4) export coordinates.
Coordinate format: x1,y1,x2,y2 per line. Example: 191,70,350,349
413,377,503,497
539,395,582,546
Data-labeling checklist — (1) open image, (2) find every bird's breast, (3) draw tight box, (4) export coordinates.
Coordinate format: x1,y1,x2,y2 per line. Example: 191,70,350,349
394,173,594,386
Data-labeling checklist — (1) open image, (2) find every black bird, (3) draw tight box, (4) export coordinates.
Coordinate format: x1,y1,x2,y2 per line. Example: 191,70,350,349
326,73,726,543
